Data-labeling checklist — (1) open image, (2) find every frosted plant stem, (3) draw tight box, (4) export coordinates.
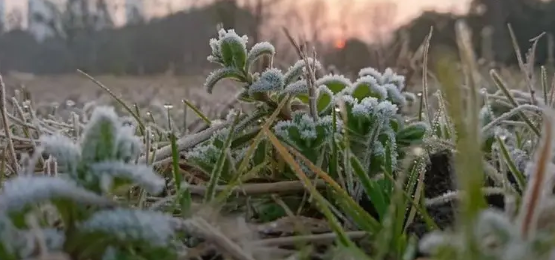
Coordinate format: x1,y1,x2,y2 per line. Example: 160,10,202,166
139,117,233,165
0,76,19,174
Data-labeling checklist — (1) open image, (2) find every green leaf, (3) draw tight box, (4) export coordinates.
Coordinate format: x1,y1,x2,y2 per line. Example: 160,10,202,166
351,76,388,100
397,122,428,147
219,35,247,69
315,75,351,94
317,87,333,115
350,155,389,219
81,107,119,163
205,68,245,94
246,42,275,72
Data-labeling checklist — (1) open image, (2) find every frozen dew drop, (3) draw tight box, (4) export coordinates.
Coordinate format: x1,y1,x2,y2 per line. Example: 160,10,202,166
22,100,31,109
66,100,76,107
417,92,423,97
164,103,174,110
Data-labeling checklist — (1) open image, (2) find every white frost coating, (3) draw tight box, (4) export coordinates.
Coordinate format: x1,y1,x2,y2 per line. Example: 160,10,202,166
383,84,406,106
89,161,165,195
358,67,382,81
315,74,352,93
351,97,380,117
352,75,388,100
80,106,120,161
80,208,176,247
204,67,242,94
273,111,336,147
283,58,323,84
208,29,248,65
283,80,308,95
39,134,81,173
246,42,276,69
0,176,114,213
248,68,284,95
115,125,143,162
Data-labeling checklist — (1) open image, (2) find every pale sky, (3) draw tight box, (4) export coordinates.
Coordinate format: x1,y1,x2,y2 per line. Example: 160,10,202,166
1,0,472,41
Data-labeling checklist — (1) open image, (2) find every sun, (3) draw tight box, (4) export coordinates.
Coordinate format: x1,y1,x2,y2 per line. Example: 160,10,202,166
334,39,346,49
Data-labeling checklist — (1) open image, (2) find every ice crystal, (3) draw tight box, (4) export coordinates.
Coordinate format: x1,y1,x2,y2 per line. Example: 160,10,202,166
283,80,308,95
248,68,285,95
283,58,322,85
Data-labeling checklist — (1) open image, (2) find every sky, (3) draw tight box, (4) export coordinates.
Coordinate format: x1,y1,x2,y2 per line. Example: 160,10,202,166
1,0,473,41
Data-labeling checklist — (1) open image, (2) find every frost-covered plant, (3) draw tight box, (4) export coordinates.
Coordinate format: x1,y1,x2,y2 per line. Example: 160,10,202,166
0,106,181,260
199,27,430,230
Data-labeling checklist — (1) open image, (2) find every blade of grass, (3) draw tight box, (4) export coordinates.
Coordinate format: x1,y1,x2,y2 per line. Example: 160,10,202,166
213,96,290,204
270,131,382,234
495,136,526,192
263,128,362,250
204,113,241,203
182,99,212,126
77,70,145,135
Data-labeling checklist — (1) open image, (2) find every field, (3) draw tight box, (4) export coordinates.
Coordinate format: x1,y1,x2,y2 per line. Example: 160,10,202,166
0,26,552,260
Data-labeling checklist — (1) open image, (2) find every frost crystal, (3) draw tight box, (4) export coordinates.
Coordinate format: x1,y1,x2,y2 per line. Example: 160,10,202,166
89,161,165,195
283,80,308,95
315,74,352,94
248,68,285,95
0,176,113,213
383,84,406,106
274,112,338,149
115,125,143,162
351,97,380,117
80,209,176,247
358,67,382,81
283,58,322,84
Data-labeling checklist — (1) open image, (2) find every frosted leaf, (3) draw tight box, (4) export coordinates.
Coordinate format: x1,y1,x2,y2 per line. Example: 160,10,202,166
186,144,220,165
248,68,284,95
351,97,380,118
115,125,143,163
358,67,382,82
39,134,81,174
0,176,114,214
376,100,398,119
474,209,517,246
283,58,322,85
351,76,387,100
208,38,221,64
79,208,176,247
381,68,406,90
89,161,165,195
315,74,352,94
510,149,529,174
80,106,120,163
274,112,337,149
339,95,359,106
219,30,248,68
383,83,406,106
282,80,308,95
204,67,244,94
246,42,275,71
